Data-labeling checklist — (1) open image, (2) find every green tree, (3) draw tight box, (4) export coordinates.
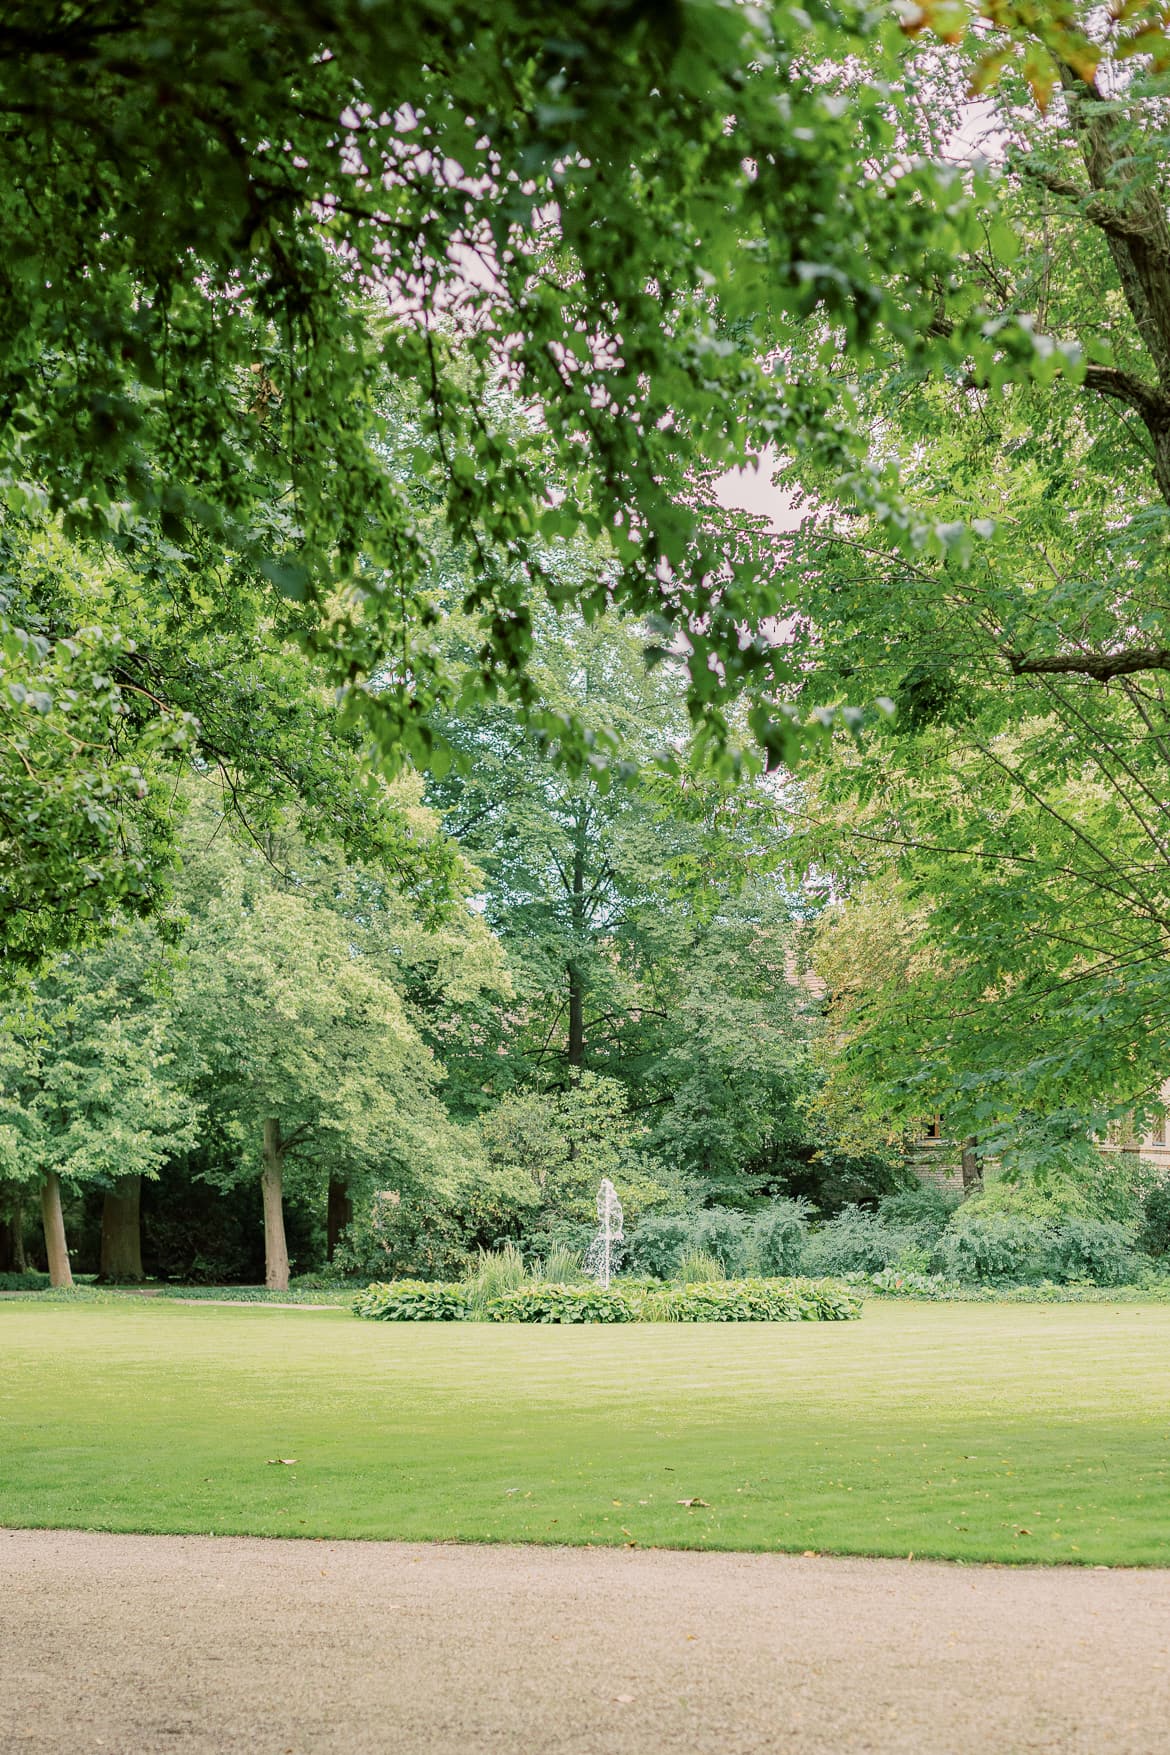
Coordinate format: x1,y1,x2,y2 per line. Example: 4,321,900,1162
173,832,470,1289
0,931,198,1285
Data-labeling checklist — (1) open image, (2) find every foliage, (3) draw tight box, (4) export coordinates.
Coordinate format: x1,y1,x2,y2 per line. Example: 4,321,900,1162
539,1244,584,1285
646,1278,861,1324
485,1284,644,1324
800,1208,923,1278
351,1281,470,1322
461,1243,532,1317
1140,1179,1170,1257
621,1217,697,1282
934,1214,1057,1286
675,1251,726,1286
0,1270,48,1291
749,1202,812,1277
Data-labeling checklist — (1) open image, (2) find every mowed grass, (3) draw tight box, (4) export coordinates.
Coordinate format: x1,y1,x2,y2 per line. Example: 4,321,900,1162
2,1300,1169,1565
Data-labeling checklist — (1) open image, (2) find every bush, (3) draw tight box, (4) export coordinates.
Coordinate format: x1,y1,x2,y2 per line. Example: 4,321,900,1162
0,1270,49,1291
1141,1178,1170,1256
622,1215,695,1280
647,1278,861,1323
540,1242,584,1283
801,1207,918,1277
876,1185,960,1235
461,1243,532,1315
486,1284,642,1323
934,1213,1055,1285
352,1280,469,1321
748,1201,810,1275
1046,1218,1140,1287
676,1249,725,1284
690,1210,752,1276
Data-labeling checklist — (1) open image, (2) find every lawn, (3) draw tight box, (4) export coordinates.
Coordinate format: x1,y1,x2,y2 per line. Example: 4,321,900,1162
2,1299,1168,1566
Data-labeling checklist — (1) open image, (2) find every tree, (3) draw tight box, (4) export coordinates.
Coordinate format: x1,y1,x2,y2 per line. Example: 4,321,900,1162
718,7,1170,1162
0,0,1022,971
0,931,199,1285
173,830,470,1289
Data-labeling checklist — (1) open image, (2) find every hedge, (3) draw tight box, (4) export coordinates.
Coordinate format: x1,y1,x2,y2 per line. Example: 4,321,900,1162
353,1276,862,1324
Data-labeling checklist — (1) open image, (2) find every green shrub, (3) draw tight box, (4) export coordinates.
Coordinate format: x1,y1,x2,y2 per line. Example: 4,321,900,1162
486,1284,643,1323
0,1270,49,1291
1046,1218,1140,1287
877,1185,960,1234
690,1209,752,1276
1140,1179,1170,1256
540,1242,585,1284
461,1242,531,1314
623,1215,696,1280
676,1249,725,1284
748,1201,810,1275
648,1277,861,1323
352,1280,469,1321
934,1213,1055,1284
801,1207,917,1276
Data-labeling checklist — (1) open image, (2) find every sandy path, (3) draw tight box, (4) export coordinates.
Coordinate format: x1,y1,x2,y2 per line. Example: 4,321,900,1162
3,1529,1168,1754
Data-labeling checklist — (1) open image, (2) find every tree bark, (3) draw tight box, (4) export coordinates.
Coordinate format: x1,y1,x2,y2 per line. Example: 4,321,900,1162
566,806,588,1069
261,1119,290,1291
40,1171,73,1288
100,1174,144,1281
961,1137,982,1192
326,1175,352,1262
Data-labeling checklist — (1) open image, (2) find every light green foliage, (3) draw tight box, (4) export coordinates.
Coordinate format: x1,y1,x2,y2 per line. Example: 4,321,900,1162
352,1281,469,1322
675,1251,727,1286
461,1243,531,1317
770,11,1170,1163
0,927,198,1196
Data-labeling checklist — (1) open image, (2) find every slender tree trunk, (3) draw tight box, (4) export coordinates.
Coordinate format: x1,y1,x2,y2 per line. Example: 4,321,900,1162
567,964,585,1069
961,1136,981,1192
326,1176,352,1263
100,1174,144,1281
566,807,588,1069
40,1171,73,1288
261,1119,290,1291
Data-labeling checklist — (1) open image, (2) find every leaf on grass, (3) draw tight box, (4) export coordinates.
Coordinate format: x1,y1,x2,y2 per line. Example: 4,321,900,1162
266,1458,298,1465
677,1496,710,1508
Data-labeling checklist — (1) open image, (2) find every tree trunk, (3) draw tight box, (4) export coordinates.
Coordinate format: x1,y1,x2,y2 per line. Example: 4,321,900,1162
100,1174,144,1281
961,1136,981,1192
326,1176,352,1263
40,1171,73,1288
261,1119,290,1291
567,963,585,1069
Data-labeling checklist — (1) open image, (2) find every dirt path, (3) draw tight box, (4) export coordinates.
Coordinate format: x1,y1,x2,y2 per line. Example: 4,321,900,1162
3,1529,1167,1754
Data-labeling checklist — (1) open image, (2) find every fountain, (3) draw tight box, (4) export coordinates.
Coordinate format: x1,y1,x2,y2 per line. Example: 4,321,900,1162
583,1177,624,1289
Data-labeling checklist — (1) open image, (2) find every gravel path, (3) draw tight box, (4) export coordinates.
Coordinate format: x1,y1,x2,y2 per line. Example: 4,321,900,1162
3,1528,1168,1754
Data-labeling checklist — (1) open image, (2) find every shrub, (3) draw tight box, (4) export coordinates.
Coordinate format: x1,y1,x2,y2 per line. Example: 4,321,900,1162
0,1270,49,1291
486,1284,643,1323
540,1242,584,1284
461,1242,530,1315
676,1249,725,1284
1140,1179,1170,1256
801,1207,917,1276
648,1278,861,1323
748,1201,810,1275
352,1280,469,1321
877,1185,960,1234
1046,1218,1140,1287
622,1215,695,1280
691,1209,752,1276
934,1213,1055,1285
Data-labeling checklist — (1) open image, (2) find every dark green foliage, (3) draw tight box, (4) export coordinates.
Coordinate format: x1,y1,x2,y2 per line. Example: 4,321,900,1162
1140,1180,1170,1257
622,1216,696,1280
0,1270,48,1291
1045,1220,1141,1289
649,1278,861,1323
801,1208,921,1278
486,1284,643,1324
877,1186,961,1231
351,1281,470,1321
749,1202,811,1276
934,1215,1056,1287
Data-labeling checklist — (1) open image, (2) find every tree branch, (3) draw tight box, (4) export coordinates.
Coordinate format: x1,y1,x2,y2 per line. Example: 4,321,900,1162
1006,647,1170,682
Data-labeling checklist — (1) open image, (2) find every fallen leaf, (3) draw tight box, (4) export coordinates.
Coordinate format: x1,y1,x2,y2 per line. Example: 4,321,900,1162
613,1694,635,1704
677,1497,710,1509
266,1458,298,1466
